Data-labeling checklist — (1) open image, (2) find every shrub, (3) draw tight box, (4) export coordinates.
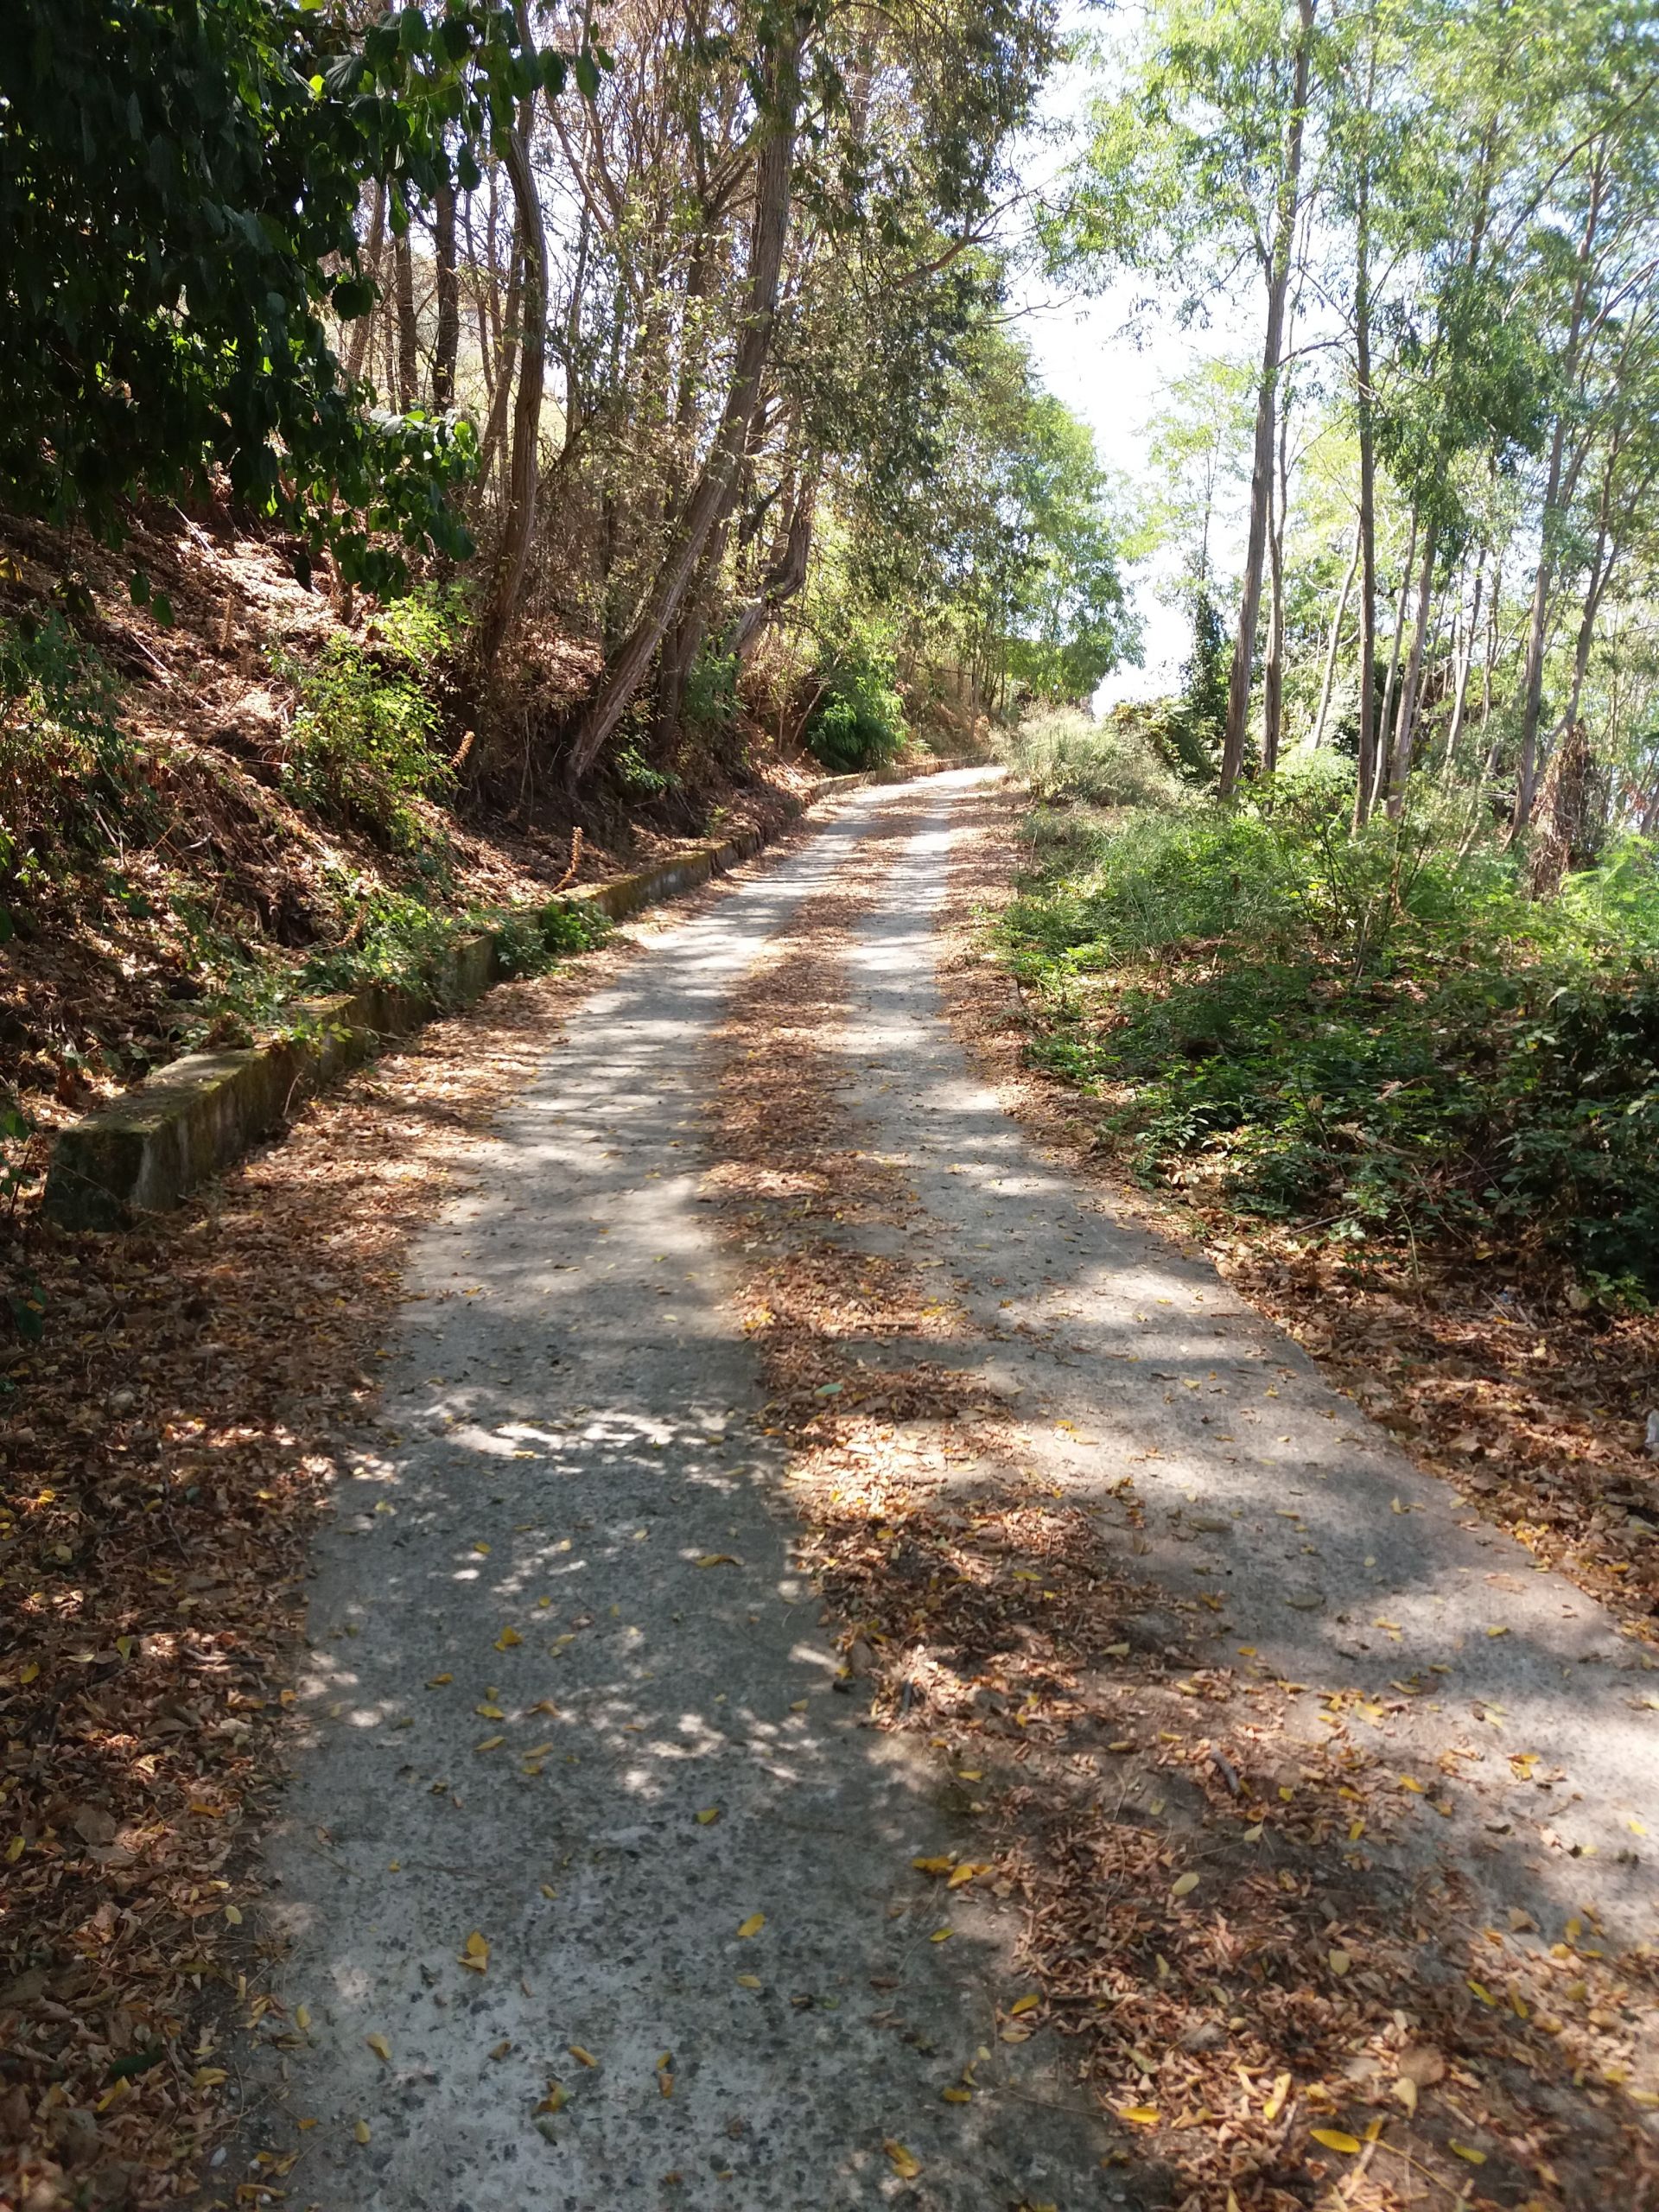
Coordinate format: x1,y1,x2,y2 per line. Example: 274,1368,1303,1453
272,586,467,851
996,703,1179,810
999,791,1659,1297
0,613,133,890
804,644,906,772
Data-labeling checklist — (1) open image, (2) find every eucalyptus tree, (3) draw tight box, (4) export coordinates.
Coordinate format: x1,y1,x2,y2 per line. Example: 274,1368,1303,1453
1050,0,1323,794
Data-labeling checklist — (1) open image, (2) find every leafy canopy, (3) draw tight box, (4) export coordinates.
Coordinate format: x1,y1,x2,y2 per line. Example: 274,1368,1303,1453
0,0,587,590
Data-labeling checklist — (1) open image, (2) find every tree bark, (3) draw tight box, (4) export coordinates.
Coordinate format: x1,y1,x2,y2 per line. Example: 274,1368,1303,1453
431,179,461,411
1439,559,1482,777
565,20,806,790
1383,520,1437,817
393,227,419,410
728,477,817,663
474,25,548,677
1351,149,1378,829
345,181,385,387
1373,506,1417,812
1511,149,1605,831
1312,516,1361,750
1220,0,1315,796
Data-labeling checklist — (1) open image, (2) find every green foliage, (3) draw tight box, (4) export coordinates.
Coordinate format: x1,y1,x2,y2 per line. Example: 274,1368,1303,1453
804,640,908,772
1154,586,1230,786
1000,792,1659,1296
0,0,590,585
271,588,467,851
996,704,1179,810
0,614,135,887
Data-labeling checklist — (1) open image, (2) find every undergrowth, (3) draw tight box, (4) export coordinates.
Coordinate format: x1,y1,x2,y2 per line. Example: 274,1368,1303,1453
998,753,1659,1300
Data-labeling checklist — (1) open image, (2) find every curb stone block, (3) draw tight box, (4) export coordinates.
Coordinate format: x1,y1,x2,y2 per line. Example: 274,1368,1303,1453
40,754,964,1230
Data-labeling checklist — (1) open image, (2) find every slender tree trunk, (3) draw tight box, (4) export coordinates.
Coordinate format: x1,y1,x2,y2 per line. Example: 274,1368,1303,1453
1384,520,1438,817
566,22,805,788
477,222,523,495
1440,560,1483,777
1351,155,1378,829
729,478,817,663
1373,507,1417,810
393,228,419,410
1262,452,1285,778
474,34,548,675
345,181,386,386
431,179,460,410
1221,0,1315,797
1312,517,1361,750
1511,152,1605,831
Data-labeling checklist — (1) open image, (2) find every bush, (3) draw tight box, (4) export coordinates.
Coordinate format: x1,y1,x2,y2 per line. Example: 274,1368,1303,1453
272,586,467,851
0,613,134,890
996,703,1179,810
804,644,906,772
999,792,1659,1297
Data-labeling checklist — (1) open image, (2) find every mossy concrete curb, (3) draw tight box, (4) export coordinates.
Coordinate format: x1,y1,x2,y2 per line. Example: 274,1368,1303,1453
41,755,962,1230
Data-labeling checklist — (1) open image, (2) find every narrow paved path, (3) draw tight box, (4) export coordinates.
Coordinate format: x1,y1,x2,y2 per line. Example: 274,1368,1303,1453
250,771,1657,2212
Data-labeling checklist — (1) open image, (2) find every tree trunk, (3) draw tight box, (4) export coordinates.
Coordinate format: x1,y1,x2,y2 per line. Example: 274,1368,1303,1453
1220,0,1315,796
476,222,523,496
393,227,419,410
565,24,805,790
474,36,548,676
1351,154,1378,829
345,181,385,386
1312,518,1361,750
1262,448,1285,778
1373,506,1417,812
431,179,460,411
1383,521,1437,817
1510,152,1605,831
1439,559,1482,777
728,478,817,664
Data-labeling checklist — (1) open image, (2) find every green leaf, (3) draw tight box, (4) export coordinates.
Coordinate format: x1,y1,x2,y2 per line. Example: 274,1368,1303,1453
539,50,567,96
333,274,376,320
150,591,174,628
574,49,600,99
128,569,150,608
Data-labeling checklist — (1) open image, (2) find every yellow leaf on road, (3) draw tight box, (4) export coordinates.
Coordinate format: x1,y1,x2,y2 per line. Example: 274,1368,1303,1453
366,2032,391,2063
946,1860,988,1890
353,2120,371,2145
1310,2129,1361,2155
459,1930,489,1973
1449,2143,1486,2164
569,2045,597,2068
426,1674,452,1687
912,1854,955,1876
495,1628,522,1649
1119,2106,1160,2126
884,2140,922,2178
1170,1872,1199,1898
736,1912,766,1939
696,1808,721,1825
1262,2073,1292,2123
695,1554,739,1568
1010,1993,1040,2016
942,2086,972,2103
1328,1948,1351,1976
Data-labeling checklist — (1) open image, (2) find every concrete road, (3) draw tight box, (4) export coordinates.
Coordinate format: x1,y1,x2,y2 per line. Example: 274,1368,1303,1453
245,770,1657,2212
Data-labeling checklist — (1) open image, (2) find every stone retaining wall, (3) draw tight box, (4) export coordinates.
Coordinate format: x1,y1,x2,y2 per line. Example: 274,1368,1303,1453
41,756,962,1230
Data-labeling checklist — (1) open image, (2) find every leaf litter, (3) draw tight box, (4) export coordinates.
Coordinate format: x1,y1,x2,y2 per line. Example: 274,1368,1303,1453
696,783,1659,2211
